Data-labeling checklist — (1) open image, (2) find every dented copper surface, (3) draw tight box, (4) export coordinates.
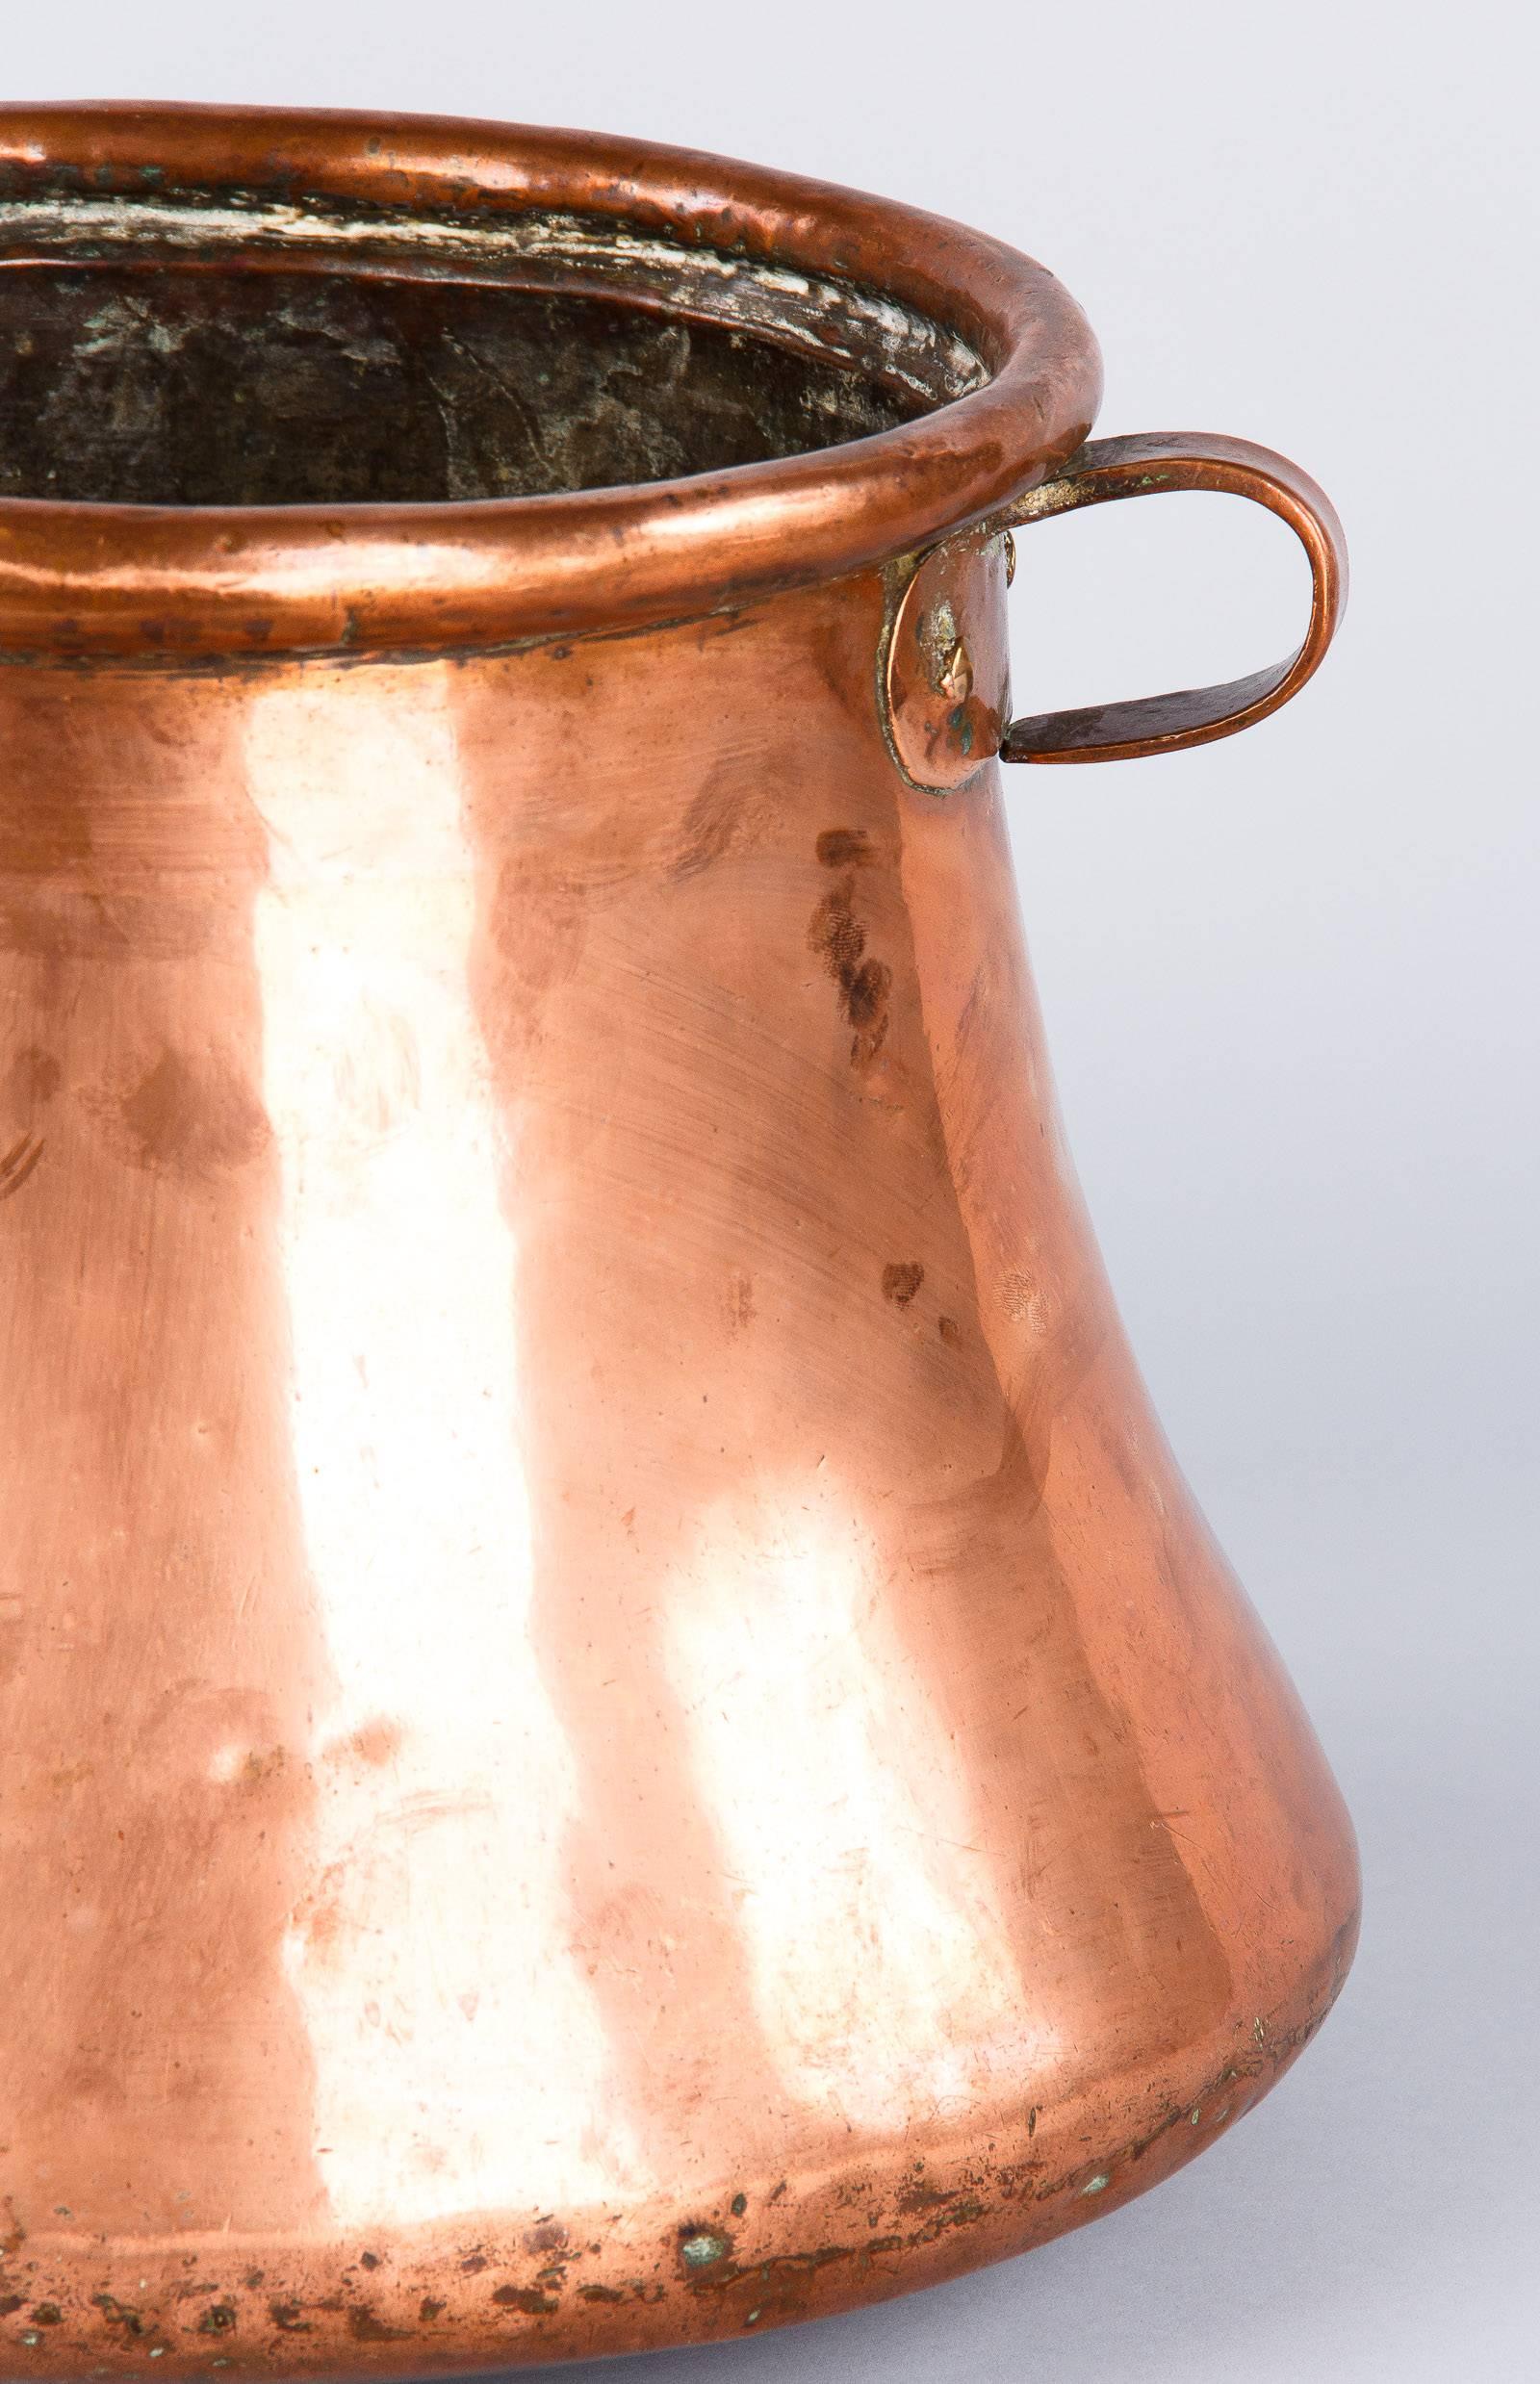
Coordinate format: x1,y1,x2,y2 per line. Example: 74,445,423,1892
0,105,1356,2376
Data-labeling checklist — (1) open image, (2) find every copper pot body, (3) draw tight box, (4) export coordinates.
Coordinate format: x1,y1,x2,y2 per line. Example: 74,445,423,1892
0,106,1357,2375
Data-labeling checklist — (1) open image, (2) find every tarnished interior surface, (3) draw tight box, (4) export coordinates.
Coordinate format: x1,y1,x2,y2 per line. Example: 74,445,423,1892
0,194,981,507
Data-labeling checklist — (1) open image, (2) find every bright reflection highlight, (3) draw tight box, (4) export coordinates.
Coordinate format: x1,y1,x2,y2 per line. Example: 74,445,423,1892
246,670,646,2225
665,1483,1043,2131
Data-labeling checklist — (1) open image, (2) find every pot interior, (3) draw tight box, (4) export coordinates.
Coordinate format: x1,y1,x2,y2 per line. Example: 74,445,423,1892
0,195,984,507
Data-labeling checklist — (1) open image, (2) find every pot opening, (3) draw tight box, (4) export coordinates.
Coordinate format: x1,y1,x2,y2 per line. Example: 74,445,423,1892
0,191,988,508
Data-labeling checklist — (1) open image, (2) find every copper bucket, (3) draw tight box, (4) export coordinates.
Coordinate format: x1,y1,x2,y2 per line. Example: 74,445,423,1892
0,104,1356,2374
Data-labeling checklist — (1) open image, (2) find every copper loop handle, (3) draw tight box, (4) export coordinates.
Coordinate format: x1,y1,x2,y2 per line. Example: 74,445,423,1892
998,432,1348,764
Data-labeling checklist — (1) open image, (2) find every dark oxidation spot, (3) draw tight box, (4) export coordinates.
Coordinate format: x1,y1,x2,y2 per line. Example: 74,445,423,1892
679,2229,733,2273
840,953,882,1023
730,2192,748,2217
0,2294,24,2318
526,2220,568,2256
808,877,866,978
937,1314,962,1346
31,2305,64,2326
816,828,873,868
460,2253,488,2275
347,2307,412,2342
896,2176,957,2215
198,2303,237,2335
119,1048,270,1178
269,2301,310,2333
91,2294,144,2336
845,958,891,1036
903,2192,988,2239
808,872,892,1069
3,1046,61,1109
418,2297,445,2322
492,2286,558,2316
883,1261,925,1307
359,2252,381,2271
578,2284,625,2304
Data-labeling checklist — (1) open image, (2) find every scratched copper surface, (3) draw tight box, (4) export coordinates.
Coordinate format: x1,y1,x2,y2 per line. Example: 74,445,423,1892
0,103,1356,2378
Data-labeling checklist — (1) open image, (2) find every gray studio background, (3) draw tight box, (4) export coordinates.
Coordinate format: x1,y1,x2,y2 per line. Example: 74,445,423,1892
10,4,1535,2376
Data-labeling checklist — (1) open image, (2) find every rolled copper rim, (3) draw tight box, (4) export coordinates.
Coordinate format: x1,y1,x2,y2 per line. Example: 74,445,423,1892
0,103,1102,659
